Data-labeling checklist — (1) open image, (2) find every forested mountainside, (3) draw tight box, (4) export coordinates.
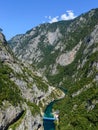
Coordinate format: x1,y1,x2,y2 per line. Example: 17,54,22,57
0,33,63,130
1,8,98,130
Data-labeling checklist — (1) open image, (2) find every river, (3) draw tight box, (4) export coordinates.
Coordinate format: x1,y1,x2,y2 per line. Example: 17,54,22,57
43,101,56,130
43,87,67,130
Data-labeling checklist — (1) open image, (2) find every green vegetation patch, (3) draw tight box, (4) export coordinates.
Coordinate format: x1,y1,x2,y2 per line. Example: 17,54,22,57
0,61,22,106
27,101,40,115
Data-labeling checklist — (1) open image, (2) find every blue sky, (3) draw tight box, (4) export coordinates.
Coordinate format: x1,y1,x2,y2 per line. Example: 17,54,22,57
0,0,98,40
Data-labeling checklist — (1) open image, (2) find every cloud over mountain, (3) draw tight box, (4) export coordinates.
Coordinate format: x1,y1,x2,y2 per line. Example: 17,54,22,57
45,10,76,23
61,10,76,20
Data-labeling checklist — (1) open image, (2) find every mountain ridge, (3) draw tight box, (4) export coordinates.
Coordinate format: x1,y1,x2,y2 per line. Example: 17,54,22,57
0,8,98,130
9,8,98,76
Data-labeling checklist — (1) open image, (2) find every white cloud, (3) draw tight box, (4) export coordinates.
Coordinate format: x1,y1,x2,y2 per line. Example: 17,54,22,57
61,10,76,20
45,16,58,23
49,16,59,23
61,14,69,20
45,10,76,23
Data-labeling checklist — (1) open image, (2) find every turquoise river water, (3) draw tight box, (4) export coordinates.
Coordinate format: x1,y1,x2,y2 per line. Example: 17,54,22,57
43,87,67,130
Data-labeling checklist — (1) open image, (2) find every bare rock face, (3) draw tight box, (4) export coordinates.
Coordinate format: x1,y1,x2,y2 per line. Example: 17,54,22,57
0,101,23,130
56,42,82,66
0,33,6,43
0,34,12,63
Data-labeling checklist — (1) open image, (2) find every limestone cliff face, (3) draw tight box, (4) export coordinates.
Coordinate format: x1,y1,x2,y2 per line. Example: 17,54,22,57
0,33,63,130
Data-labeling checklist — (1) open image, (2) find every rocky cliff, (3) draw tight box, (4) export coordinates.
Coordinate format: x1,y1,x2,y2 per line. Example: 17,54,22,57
0,33,63,130
1,8,98,130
